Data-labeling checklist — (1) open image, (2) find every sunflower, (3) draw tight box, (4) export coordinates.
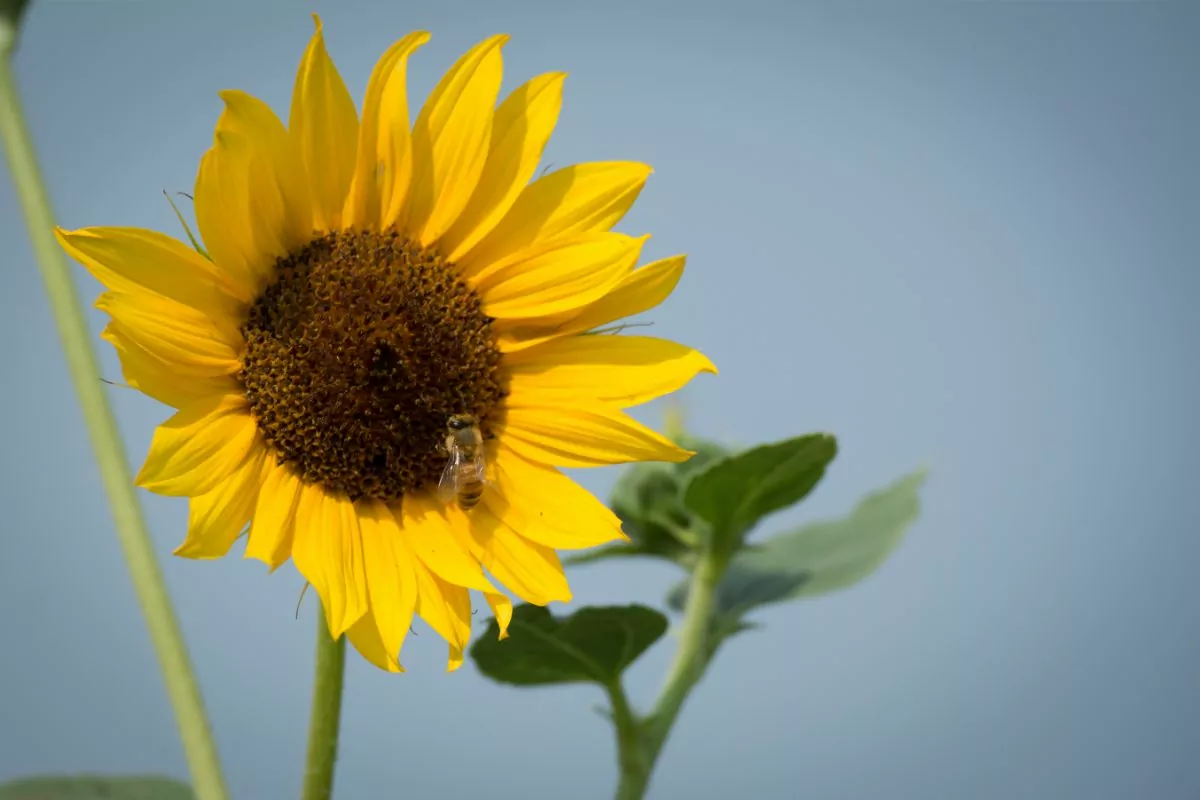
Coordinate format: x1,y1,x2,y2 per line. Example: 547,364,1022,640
55,17,714,672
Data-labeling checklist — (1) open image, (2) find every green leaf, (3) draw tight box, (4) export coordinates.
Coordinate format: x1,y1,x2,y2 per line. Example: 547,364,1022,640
673,433,732,478
0,0,30,31
470,604,668,686
568,438,732,567
671,468,927,618
0,0,28,55
683,433,838,555
562,542,663,566
0,775,193,800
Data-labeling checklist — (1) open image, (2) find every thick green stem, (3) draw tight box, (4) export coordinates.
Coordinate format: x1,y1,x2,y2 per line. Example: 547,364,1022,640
613,549,725,800
301,610,347,800
608,680,650,800
646,552,722,759
0,18,228,800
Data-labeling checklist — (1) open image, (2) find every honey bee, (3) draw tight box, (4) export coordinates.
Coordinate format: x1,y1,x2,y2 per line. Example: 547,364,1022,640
438,414,488,511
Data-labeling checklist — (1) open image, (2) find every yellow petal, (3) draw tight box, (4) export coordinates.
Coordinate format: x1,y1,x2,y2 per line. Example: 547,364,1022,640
245,458,303,571
505,335,716,408
194,130,273,295
439,72,566,261
397,493,500,593
482,445,625,549
462,504,572,605
344,31,429,231
406,34,508,245
447,643,466,672
290,483,332,625
291,487,368,639
501,403,693,468
215,90,313,254
459,161,651,272
378,35,430,228
55,226,250,311
346,607,405,673
478,233,646,320
411,560,473,668
354,499,417,671
484,591,513,639
496,253,685,352
95,293,242,376
289,14,359,232
135,394,258,496
100,324,239,409
175,441,268,559
328,491,369,637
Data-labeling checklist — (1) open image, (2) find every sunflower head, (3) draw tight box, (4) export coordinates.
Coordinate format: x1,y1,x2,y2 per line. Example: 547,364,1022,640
239,229,506,502
57,16,715,672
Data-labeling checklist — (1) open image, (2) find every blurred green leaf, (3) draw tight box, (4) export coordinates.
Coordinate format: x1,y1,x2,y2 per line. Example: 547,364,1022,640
0,776,193,800
671,468,926,619
470,604,668,686
0,0,30,29
683,433,837,556
567,435,732,567
561,541,663,566
673,433,732,477
0,0,28,54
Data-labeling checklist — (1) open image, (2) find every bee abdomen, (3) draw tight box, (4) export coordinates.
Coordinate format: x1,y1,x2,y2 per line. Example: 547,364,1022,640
457,480,484,511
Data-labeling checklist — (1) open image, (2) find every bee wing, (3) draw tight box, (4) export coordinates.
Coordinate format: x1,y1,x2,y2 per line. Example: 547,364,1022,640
471,450,489,484
437,451,463,504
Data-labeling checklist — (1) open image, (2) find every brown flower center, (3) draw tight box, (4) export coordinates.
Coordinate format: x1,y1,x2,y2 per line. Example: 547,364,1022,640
239,230,505,502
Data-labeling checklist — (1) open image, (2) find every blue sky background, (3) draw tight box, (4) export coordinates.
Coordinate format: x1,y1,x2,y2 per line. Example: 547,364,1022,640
1,1,1197,798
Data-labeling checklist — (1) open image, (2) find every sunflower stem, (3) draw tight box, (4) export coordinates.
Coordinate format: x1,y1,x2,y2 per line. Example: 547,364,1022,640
607,679,650,800
0,15,228,800
613,545,727,800
301,608,347,800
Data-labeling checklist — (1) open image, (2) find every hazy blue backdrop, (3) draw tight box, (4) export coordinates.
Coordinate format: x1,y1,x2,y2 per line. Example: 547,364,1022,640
2,1,1197,798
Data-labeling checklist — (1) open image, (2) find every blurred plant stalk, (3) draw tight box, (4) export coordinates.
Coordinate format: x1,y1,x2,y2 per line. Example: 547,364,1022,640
0,4,229,799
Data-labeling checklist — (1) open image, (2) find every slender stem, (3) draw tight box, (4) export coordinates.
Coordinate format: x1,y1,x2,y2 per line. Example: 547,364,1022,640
647,551,722,760
613,549,726,800
301,609,347,800
0,23,228,800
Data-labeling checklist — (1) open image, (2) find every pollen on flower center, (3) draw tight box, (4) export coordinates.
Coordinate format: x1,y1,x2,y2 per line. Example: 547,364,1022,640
239,230,505,502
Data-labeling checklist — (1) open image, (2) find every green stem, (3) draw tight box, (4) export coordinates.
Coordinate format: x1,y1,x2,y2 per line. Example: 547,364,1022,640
301,609,347,800
613,549,725,800
608,680,649,800
0,16,228,800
